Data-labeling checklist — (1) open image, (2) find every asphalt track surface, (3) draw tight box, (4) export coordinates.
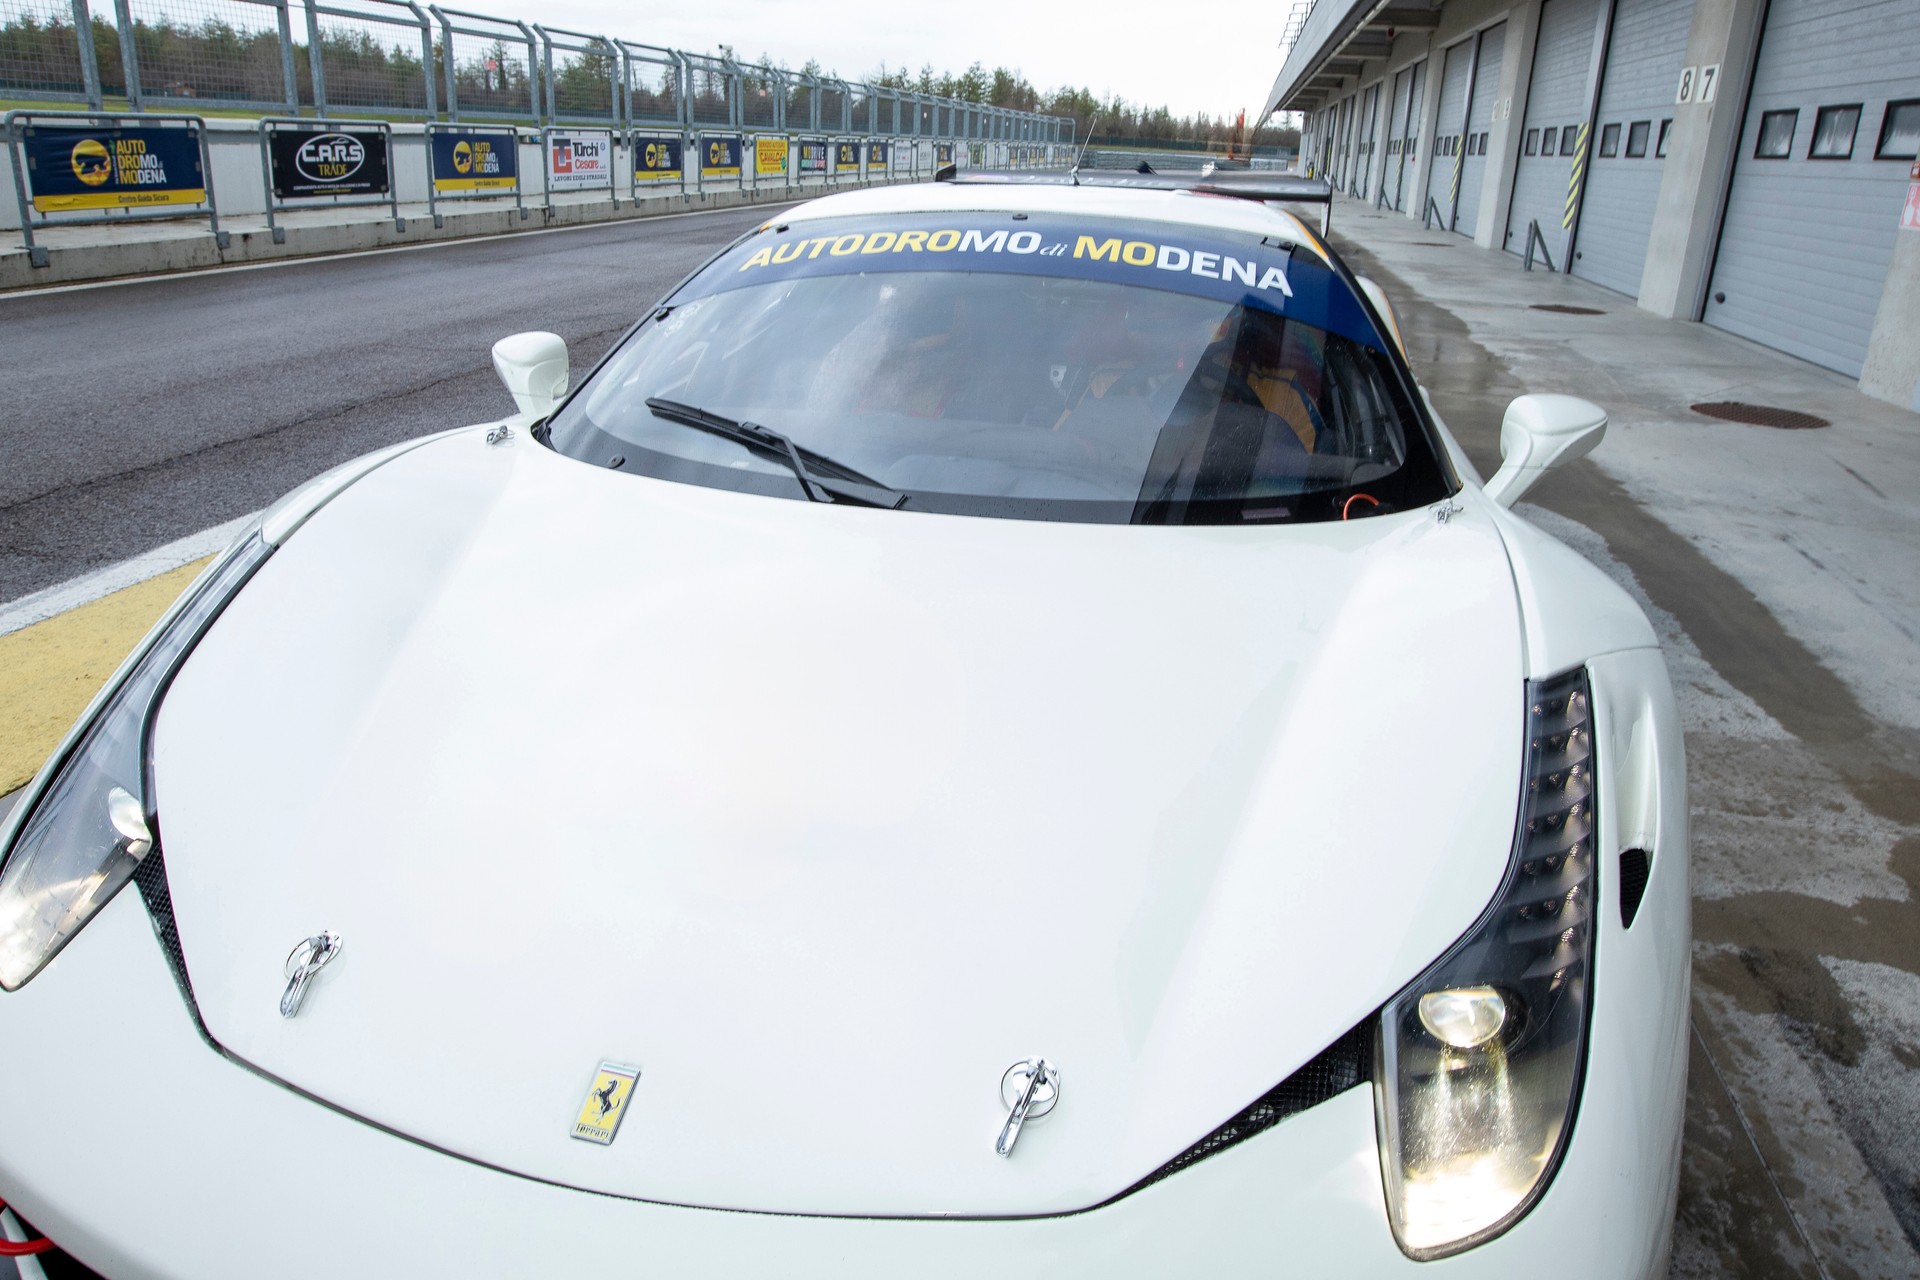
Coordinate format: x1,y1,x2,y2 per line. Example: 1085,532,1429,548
0,204,784,603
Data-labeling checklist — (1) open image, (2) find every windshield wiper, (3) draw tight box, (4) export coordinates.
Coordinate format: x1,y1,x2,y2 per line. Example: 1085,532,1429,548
643,397,906,509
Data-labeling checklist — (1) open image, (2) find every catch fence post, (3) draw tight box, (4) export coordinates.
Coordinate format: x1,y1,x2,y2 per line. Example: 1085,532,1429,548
71,0,103,111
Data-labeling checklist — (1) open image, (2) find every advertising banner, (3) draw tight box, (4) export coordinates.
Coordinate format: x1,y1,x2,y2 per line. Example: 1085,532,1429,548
969,142,985,166
633,135,683,182
547,131,613,190
23,124,205,212
866,140,890,168
754,136,789,177
833,140,861,174
798,140,829,177
700,135,743,177
268,129,390,199
936,143,955,167
431,131,518,193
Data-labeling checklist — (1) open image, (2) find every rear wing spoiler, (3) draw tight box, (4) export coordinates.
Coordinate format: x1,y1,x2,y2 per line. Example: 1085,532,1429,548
941,168,1335,237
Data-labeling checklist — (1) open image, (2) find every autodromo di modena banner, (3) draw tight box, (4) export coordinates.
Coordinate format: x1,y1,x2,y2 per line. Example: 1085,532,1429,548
701,135,743,178
22,124,205,212
633,136,682,182
430,131,517,193
268,129,390,199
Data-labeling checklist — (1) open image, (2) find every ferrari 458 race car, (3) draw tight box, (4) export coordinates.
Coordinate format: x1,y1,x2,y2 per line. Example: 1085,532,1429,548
0,172,1687,1278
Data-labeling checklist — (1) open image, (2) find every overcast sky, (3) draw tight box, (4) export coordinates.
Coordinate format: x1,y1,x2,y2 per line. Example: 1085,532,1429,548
532,0,1287,123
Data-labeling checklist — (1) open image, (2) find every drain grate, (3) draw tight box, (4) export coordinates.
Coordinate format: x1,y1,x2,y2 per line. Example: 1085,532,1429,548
1690,401,1830,430
1529,303,1605,315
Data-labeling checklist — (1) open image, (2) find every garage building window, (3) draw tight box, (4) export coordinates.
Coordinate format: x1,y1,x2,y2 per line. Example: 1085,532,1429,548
1525,128,1539,155
1626,121,1649,157
1656,119,1672,158
1542,126,1558,155
1874,99,1918,159
1810,105,1861,159
1599,123,1620,157
1560,127,1580,156
1755,109,1797,159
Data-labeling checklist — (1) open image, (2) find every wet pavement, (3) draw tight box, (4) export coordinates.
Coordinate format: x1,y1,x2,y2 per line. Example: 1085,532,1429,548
1327,197,1920,1278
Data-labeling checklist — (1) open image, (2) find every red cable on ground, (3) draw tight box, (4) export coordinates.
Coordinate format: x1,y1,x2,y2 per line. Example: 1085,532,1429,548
0,1196,56,1256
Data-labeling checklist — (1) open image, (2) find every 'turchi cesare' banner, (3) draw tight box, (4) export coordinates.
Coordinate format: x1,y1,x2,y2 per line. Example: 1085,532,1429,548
798,141,828,177
865,140,890,167
430,131,518,193
267,129,390,199
547,131,613,190
24,125,206,212
833,141,860,174
754,136,789,177
633,136,682,182
701,135,743,177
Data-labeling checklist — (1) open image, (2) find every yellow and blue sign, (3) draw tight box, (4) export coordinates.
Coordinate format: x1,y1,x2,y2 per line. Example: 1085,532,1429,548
431,130,517,193
833,141,860,174
701,135,742,178
675,214,1387,352
633,135,682,182
936,143,955,166
22,125,205,212
865,140,890,168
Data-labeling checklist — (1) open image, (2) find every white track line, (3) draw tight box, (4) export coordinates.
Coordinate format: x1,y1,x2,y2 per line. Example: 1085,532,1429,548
1,198,800,299
0,513,258,638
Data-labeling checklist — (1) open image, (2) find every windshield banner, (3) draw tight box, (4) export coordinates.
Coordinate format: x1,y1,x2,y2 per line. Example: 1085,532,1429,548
268,128,389,199
633,135,682,182
431,131,517,193
547,130,613,190
701,135,742,177
679,215,1385,351
24,124,205,212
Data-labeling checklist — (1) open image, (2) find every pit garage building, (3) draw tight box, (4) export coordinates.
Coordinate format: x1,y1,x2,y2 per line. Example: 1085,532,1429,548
1264,0,1920,409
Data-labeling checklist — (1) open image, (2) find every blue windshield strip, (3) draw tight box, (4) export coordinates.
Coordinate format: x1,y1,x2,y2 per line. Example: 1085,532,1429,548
674,215,1388,353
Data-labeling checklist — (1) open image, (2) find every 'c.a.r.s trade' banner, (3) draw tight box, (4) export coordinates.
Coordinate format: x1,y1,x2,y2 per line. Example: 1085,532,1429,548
268,129,390,199
547,130,613,190
865,140,890,168
431,131,517,193
23,125,205,212
833,141,860,174
633,136,682,182
701,135,743,177
798,140,828,177
754,136,789,177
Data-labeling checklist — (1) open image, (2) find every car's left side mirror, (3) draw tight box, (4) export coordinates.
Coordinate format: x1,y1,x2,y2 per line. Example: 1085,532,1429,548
492,331,570,420
1482,394,1608,508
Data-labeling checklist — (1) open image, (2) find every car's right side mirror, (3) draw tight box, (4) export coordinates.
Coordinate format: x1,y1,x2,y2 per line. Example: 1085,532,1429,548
1482,394,1608,508
492,331,570,421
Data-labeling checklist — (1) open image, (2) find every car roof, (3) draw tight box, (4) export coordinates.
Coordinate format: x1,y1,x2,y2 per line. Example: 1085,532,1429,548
768,180,1333,265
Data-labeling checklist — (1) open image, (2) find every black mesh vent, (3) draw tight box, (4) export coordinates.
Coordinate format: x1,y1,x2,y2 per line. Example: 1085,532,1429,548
1116,1020,1374,1200
131,845,220,1049
1618,848,1650,928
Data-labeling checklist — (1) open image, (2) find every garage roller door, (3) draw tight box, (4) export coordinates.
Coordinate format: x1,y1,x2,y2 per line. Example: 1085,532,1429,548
1426,40,1474,223
1393,60,1427,210
1506,0,1604,261
1570,0,1697,293
1705,0,1920,376
1455,24,1506,234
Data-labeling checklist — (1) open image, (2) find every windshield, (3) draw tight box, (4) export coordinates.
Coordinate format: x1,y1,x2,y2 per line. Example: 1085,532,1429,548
547,212,1454,524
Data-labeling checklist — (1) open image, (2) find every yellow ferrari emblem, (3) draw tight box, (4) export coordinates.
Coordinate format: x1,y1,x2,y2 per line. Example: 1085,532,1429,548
571,1061,640,1145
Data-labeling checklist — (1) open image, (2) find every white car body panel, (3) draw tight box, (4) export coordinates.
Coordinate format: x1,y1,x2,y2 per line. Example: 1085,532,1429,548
154,429,1525,1217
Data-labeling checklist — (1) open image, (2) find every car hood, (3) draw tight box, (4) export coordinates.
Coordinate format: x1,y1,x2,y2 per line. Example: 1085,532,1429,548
155,432,1524,1217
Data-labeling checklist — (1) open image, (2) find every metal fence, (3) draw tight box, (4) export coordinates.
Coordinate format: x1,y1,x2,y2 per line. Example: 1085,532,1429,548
0,0,1070,138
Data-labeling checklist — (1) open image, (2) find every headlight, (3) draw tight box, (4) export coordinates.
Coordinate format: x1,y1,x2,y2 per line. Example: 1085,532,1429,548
1375,667,1595,1257
0,532,271,990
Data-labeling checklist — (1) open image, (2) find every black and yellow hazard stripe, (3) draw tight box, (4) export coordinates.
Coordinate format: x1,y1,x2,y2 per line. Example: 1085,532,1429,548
1562,122,1590,231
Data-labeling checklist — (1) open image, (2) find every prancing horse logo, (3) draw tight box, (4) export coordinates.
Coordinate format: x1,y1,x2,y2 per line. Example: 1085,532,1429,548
572,1062,641,1145
592,1076,621,1121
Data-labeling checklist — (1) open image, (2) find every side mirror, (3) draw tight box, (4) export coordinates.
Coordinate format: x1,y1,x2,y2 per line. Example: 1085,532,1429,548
491,331,569,420
1482,394,1607,508
1355,275,1408,360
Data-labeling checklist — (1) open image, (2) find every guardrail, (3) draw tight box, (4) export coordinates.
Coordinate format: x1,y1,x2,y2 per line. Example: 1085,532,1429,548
0,0,1068,140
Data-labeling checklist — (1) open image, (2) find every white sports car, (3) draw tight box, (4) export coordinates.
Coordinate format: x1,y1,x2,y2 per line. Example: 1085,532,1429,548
0,172,1688,1278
